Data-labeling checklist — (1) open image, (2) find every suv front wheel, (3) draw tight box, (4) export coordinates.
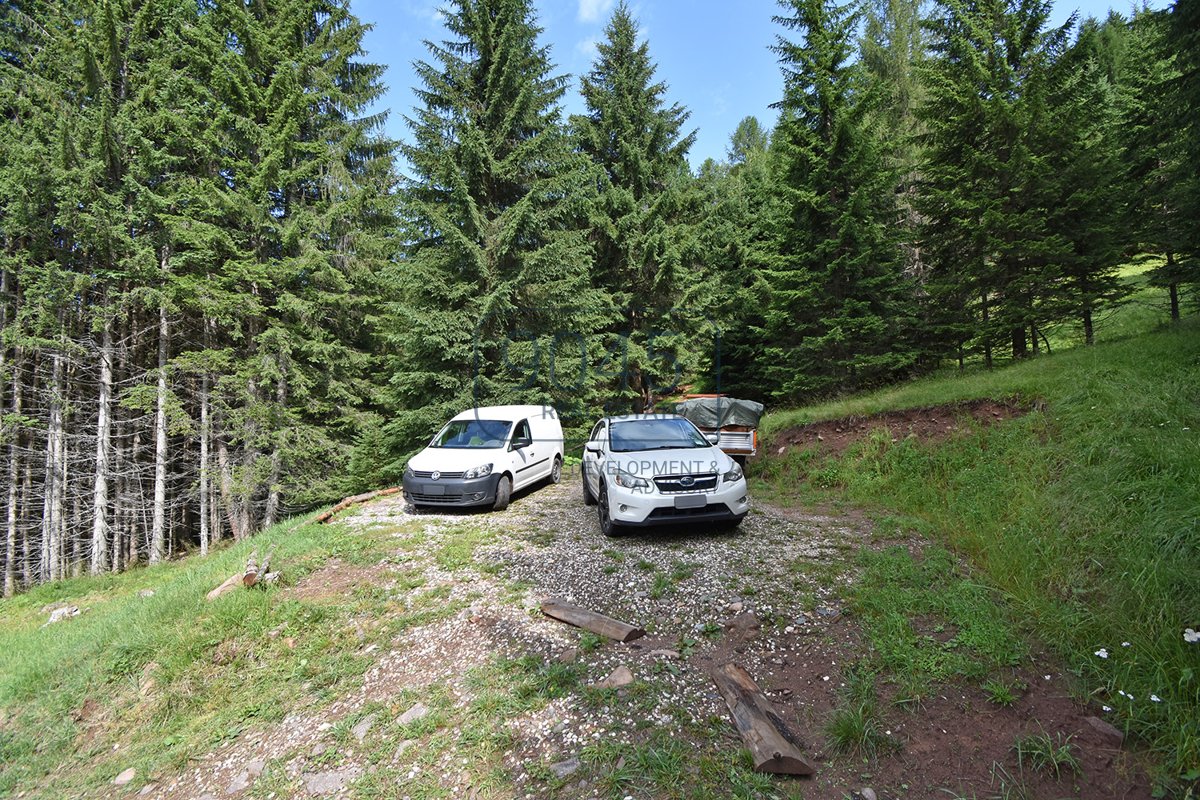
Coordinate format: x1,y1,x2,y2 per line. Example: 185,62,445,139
597,481,620,537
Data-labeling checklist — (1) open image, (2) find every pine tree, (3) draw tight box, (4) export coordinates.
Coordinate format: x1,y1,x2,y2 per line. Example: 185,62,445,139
760,0,915,400
573,2,698,411
386,0,603,455
917,0,1072,363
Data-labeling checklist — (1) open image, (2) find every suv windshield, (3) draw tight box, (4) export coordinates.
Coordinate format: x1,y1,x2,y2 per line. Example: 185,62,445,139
610,418,709,452
431,419,511,449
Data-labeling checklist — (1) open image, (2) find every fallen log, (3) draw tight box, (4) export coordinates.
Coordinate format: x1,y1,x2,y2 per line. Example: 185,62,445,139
242,549,259,588
314,487,403,523
540,598,645,643
712,662,815,776
206,572,243,602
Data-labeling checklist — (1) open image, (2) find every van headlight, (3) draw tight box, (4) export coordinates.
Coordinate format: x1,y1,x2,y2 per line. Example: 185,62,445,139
404,464,414,479
464,463,493,480
613,467,649,489
722,461,744,483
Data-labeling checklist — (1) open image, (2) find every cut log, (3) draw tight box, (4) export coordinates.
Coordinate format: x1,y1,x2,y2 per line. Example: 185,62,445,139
258,544,277,579
242,549,259,587
540,598,645,643
712,663,815,776
206,573,242,601
314,487,403,524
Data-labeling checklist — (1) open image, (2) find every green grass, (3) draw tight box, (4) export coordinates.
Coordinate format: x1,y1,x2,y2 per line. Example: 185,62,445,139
1013,731,1081,780
0,515,414,797
752,311,1200,787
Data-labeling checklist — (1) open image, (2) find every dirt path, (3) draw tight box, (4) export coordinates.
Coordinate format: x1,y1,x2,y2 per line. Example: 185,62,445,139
128,474,1149,800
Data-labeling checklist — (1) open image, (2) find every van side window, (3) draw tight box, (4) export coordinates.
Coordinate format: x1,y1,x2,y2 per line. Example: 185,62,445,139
513,419,531,443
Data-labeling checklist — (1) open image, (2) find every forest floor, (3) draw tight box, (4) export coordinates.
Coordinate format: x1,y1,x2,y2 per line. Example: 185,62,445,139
74,474,1149,800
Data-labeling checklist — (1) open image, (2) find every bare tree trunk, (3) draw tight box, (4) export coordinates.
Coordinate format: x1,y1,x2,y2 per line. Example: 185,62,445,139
90,317,113,574
4,355,21,598
199,370,210,557
980,293,993,369
21,457,32,587
150,302,169,564
262,372,286,528
216,434,247,540
41,352,64,581
1083,306,1094,346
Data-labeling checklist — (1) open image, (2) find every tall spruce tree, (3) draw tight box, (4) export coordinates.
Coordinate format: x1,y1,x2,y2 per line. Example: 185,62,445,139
573,2,698,412
917,0,1072,363
760,0,915,400
386,0,604,455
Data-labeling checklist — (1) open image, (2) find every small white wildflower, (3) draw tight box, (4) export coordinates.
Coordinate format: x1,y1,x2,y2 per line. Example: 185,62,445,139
1043,674,1051,680
822,675,830,682
1121,641,1131,647
1118,690,1128,697
1185,628,1200,644
1095,648,1109,658
1151,694,1162,702
1102,705,1112,712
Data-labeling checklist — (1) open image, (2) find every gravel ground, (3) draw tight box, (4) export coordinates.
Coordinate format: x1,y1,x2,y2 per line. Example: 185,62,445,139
131,472,871,800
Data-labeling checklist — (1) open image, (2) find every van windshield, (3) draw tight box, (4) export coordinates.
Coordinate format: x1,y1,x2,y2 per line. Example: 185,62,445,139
431,419,512,449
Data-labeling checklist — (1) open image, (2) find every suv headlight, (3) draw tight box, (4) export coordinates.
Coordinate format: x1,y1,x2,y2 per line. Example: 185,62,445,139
404,464,414,478
613,467,649,489
464,463,494,480
723,461,744,483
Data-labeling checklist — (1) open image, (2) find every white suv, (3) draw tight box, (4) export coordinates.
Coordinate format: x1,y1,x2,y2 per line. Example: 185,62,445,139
581,414,750,536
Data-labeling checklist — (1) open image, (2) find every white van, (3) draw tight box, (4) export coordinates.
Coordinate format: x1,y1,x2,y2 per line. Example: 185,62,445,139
402,405,564,511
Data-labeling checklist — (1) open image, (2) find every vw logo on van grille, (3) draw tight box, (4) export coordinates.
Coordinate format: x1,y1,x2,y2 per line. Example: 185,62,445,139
431,471,441,481
679,475,695,487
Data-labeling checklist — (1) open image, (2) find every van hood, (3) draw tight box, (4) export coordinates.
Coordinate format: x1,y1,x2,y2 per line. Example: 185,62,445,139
407,447,506,473
607,446,733,478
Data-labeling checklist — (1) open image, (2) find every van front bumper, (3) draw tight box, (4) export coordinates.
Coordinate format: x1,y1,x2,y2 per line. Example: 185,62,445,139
403,473,498,507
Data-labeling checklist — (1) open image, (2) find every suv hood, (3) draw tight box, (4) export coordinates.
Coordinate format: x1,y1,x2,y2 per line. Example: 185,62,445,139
606,446,734,478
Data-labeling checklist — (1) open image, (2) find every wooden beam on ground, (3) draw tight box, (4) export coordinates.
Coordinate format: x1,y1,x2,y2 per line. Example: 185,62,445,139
314,487,403,524
540,598,645,643
712,662,815,776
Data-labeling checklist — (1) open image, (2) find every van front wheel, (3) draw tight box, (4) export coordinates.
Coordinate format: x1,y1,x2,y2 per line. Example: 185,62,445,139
493,475,512,511
550,456,563,484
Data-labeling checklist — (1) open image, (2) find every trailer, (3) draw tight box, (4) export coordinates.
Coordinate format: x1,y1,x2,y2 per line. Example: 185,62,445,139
670,395,764,465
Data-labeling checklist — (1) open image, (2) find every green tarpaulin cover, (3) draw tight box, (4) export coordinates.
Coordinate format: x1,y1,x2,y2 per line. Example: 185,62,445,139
672,397,764,428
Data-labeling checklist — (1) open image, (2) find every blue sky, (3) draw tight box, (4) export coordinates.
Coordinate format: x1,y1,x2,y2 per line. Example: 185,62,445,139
353,0,1170,172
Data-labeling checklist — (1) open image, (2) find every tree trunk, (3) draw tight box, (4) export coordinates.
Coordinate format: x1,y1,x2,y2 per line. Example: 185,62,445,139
980,293,993,369
150,303,169,564
262,372,286,528
90,317,113,574
1029,323,1039,355
4,355,21,598
1010,326,1027,360
1083,306,1094,346
1166,252,1180,321
199,370,210,557
41,352,64,581
21,457,32,586
216,434,247,540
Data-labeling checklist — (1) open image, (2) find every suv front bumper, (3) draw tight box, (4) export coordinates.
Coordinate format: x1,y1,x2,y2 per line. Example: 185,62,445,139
605,478,750,526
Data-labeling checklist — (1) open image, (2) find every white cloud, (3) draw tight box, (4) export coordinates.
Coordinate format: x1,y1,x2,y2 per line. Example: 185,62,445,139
578,0,616,23
575,36,601,61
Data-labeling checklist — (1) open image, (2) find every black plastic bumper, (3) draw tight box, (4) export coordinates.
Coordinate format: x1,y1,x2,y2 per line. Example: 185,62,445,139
402,472,499,507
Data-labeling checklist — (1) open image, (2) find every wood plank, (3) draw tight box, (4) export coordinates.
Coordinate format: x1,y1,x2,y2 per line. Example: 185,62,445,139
712,662,815,776
540,598,645,643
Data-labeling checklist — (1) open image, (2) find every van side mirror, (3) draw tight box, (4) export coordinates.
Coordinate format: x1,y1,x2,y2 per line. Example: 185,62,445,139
510,437,532,450
584,441,603,454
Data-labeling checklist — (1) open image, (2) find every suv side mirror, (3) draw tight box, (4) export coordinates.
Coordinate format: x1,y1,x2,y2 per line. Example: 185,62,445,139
584,441,603,454
705,432,720,445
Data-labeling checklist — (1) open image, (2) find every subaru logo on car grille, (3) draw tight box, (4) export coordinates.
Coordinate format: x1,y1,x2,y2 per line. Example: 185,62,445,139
679,475,695,487
431,471,441,481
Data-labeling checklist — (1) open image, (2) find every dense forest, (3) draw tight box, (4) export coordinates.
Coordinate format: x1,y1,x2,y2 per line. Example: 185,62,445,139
1,0,1197,593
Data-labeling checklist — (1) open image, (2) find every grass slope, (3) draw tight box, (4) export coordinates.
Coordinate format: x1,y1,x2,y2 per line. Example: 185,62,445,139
753,317,1200,787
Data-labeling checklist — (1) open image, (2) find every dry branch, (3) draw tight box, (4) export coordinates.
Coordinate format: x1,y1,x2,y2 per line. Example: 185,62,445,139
540,597,645,643
712,662,815,776
313,486,402,523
